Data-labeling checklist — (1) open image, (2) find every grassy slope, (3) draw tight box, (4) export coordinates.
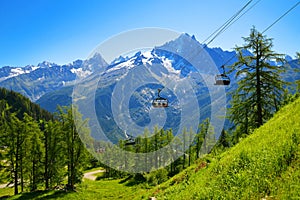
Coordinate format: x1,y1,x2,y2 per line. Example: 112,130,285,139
137,97,300,199
1,179,147,200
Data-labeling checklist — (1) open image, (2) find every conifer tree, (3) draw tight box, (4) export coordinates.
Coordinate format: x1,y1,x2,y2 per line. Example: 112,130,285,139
57,106,90,190
42,120,66,189
22,113,44,191
217,129,230,149
2,111,24,195
229,27,287,135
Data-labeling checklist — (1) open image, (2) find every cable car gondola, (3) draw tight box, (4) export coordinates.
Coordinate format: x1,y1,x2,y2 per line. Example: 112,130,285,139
124,131,135,146
152,88,168,108
125,137,135,146
215,65,230,86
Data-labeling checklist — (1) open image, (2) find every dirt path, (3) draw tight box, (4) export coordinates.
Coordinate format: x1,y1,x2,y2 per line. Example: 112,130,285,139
0,170,104,188
83,169,105,181
0,183,13,189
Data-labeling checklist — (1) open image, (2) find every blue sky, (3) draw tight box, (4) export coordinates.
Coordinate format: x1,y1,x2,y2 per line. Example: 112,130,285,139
0,0,299,67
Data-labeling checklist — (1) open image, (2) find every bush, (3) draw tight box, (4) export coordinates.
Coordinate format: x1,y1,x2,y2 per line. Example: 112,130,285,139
146,168,169,186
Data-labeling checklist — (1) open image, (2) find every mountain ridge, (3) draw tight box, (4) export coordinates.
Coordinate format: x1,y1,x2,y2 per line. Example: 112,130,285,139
0,53,108,101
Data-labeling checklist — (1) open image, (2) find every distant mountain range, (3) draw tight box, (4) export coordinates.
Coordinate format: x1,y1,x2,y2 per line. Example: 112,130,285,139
0,53,107,101
0,33,299,142
0,34,238,103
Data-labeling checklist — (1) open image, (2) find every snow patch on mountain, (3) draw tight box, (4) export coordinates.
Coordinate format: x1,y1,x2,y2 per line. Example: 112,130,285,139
31,66,40,71
106,58,135,73
161,56,180,75
10,68,28,75
70,68,92,78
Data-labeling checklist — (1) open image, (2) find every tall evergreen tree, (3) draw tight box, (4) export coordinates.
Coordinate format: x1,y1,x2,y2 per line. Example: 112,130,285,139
229,27,287,135
42,120,65,189
23,114,44,191
217,129,230,149
57,106,90,190
2,111,24,195
195,124,204,160
182,127,187,169
188,128,194,167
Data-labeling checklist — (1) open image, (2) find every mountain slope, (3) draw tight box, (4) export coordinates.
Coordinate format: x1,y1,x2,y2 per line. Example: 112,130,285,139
0,87,53,121
138,97,300,199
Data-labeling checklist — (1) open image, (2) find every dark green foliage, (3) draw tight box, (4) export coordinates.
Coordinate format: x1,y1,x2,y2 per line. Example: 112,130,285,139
0,87,53,121
218,129,230,148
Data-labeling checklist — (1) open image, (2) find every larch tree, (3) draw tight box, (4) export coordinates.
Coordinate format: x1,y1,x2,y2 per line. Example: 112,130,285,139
42,120,65,189
22,113,44,191
3,111,24,195
229,27,288,136
57,106,90,190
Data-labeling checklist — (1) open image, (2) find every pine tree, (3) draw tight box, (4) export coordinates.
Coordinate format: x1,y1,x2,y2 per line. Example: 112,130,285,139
57,106,90,190
22,113,44,191
142,128,150,171
195,124,205,160
182,127,187,169
42,120,66,189
217,129,230,149
188,128,194,167
229,27,288,136
2,111,24,195
195,119,211,158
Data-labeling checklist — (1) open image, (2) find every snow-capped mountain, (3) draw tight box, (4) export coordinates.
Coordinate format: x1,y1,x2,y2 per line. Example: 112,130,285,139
0,53,107,101
38,33,237,142
0,65,39,82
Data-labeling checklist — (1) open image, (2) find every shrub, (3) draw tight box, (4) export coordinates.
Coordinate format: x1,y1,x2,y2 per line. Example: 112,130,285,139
146,168,169,186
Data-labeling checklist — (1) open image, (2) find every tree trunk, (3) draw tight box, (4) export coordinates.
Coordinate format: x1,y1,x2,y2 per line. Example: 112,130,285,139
31,161,36,191
20,147,24,192
155,136,158,169
69,127,76,190
255,50,263,127
183,136,186,169
14,140,19,195
45,132,49,189
196,135,200,160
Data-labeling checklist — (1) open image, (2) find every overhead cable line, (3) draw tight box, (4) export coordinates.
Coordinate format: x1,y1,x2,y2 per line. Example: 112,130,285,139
222,1,300,67
218,0,262,39
262,1,300,34
214,0,262,67
202,0,254,47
